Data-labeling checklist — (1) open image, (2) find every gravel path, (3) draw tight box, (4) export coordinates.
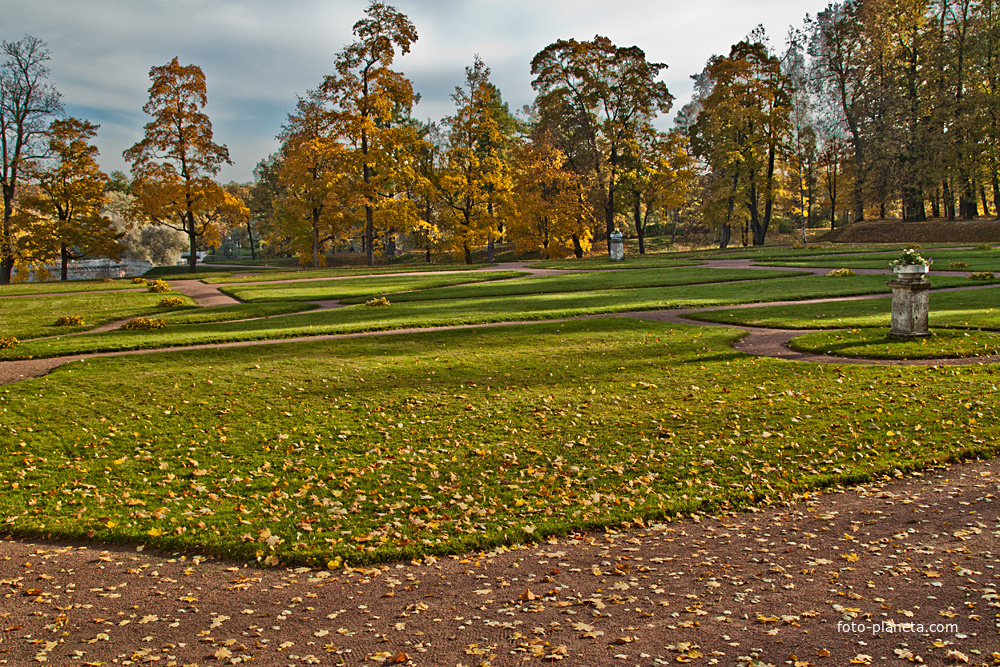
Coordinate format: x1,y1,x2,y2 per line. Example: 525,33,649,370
2,458,997,666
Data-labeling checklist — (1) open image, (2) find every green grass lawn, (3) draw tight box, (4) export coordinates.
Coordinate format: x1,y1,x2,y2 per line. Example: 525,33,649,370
0,290,194,340
2,318,997,567
756,247,1000,271
1,274,960,361
532,255,700,270
220,271,528,303
688,286,1000,330
340,268,811,304
157,302,318,325
204,263,490,284
788,328,1000,359
0,279,145,296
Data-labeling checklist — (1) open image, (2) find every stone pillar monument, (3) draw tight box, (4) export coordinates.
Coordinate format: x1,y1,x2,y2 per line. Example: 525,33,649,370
886,265,931,338
609,231,624,261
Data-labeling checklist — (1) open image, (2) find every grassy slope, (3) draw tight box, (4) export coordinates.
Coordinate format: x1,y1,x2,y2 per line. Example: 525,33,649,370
0,290,194,340
688,286,1000,330
2,318,996,566
0,273,956,360
220,271,528,303
788,328,1000,359
0,280,145,296
342,268,810,303
757,248,1000,271
204,264,489,284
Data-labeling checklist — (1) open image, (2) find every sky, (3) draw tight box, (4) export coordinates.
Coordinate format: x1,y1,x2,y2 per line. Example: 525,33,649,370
7,0,834,182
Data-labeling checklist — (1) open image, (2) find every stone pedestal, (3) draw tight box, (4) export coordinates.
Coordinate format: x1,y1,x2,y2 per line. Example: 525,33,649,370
886,272,931,338
609,232,624,261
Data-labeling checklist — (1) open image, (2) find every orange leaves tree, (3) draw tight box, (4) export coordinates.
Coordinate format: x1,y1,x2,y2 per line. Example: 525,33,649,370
530,37,673,254
507,133,594,259
124,58,246,272
321,1,420,266
0,36,62,284
272,92,352,268
689,40,792,247
19,117,121,280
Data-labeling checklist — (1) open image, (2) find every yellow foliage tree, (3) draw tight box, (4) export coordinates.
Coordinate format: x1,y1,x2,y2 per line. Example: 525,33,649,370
321,1,420,266
124,58,246,271
438,57,514,264
272,93,352,267
19,117,121,280
507,133,594,259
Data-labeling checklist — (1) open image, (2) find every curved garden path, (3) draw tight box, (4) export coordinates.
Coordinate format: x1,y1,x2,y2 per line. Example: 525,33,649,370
2,260,999,386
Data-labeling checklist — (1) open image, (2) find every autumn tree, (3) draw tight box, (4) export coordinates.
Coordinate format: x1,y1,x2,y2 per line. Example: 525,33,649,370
689,39,792,247
321,1,419,266
507,132,594,259
436,57,514,264
19,117,121,280
271,92,351,267
531,36,673,253
622,126,695,254
0,35,62,284
124,58,246,272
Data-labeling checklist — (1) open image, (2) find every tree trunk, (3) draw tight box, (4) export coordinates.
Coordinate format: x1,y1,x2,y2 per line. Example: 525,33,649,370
61,244,69,281
187,214,198,273
246,220,257,260
944,180,956,220
633,193,646,255
980,184,991,217
365,205,375,266
572,234,583,258
605,145,618,254
960,174,978,220
931,187,940,218
719,223,731,249
312,209,321,268
852,140,864,222
993,171,1000,219
485,201,495,263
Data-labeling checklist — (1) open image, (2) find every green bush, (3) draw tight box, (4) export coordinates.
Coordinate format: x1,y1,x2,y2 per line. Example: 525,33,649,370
148,279,170,294
132,277,149,286
0,336,18,349
364,296,391,307
159,297,186,308
948,261,969,269
826,268,856,278
975,244,993,250
775,217,796,234
54,315,85,326
120,317,167,331
968,271,996,281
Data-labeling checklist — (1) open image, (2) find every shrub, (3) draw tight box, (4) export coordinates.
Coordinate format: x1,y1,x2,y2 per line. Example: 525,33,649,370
54,315,85,326
364,296,391,307
148,279,170,293
904,243,922,250
791,243,805,249
120,317,167,331
132,277,149,286
775,217,796,234
0,336,18,349
826,268,856,278
949,261,969,268
808,244,822,250
975,244,993,250
968,271,996,281
159,297,186,307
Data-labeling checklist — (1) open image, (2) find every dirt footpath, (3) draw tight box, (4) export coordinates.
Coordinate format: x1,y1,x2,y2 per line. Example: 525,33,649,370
1,458,998,666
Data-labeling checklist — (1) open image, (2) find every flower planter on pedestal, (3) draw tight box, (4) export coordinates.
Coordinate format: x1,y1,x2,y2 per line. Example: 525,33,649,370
887,266,931,338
